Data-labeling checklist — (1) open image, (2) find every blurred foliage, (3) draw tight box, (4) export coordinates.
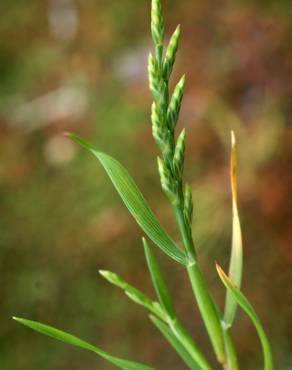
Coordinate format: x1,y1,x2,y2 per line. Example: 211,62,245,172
0,0,292,369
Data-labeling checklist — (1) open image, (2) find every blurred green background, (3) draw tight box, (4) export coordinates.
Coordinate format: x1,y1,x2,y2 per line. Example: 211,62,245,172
1,0,292,369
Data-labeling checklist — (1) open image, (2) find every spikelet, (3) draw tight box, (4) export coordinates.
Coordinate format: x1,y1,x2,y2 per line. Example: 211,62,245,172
157,157,178,205
167,75,186,131
151,0,164,47
173,129,186,178
151,102,165,150
184,184,193,225
163,25,180,79
148,53,161,99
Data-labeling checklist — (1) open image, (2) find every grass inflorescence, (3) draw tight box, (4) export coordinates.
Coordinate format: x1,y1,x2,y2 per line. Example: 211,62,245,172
13,1,274,369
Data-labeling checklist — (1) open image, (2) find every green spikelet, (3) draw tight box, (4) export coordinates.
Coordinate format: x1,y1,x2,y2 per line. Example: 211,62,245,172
157,157,178,205
151,102,165,150
160,80,169,115
148,53,161,99
151,102,174,160
151,0,164,48
148,54,168,113
163,25,180,80
173,129,186,178
184,184,193,225
167,75,186,131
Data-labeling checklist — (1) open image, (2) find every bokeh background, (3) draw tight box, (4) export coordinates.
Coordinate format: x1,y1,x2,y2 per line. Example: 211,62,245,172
1,0,292,369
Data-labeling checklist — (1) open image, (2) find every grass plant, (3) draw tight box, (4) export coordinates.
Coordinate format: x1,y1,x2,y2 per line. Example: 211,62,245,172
13,1,274,369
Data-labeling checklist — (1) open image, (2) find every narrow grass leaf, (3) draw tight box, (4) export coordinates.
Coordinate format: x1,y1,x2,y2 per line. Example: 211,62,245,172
224,131,243,327
216,265,274,370
99,270,166,321
68,133,186,265
13,317,154,370
168,318,213,370
143,238,175,319
149,315,201,370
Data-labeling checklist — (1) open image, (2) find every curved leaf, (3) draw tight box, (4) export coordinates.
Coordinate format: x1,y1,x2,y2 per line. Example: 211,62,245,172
216,265,274,370
13,317,154,370
99,270,166,321
68,133,186,265
224,131,243,327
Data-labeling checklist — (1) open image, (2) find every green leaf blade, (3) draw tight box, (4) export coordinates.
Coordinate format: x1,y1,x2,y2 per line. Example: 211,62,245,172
150,315,201,370
68,133,186,265
169,319,213,370
224,131,243,327
13,317,154,370
216,266,274,370
99,270,167,321
143,238,175,319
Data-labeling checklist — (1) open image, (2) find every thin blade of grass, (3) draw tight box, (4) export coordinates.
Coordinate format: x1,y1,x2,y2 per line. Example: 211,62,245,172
224,131,243,327
168,319,213,370
149,315,201,370
68,133,186,265
143,238,175,318
216,265,274,370
99,270,166,321
143,242,212,369
13,317,155,370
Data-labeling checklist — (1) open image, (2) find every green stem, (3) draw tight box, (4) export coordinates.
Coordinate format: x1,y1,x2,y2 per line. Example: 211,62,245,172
222,326,238,370
175,205,226,365
169,318,213,370
187,263,226,364
174,206,196,261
